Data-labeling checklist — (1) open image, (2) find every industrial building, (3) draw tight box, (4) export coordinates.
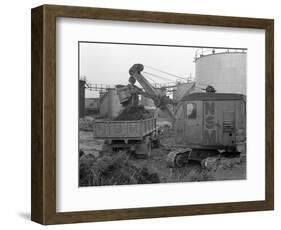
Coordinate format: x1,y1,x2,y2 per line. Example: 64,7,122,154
85,98,100,116
79,80,85,118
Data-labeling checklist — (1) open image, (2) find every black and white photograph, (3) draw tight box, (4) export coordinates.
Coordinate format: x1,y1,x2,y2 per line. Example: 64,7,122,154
78,42,247,187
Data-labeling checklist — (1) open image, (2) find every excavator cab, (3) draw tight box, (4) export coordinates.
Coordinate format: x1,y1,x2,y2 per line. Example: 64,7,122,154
175,92,246,151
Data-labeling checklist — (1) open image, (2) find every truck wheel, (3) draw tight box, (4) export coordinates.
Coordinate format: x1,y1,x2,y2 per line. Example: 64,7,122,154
135,137,151,159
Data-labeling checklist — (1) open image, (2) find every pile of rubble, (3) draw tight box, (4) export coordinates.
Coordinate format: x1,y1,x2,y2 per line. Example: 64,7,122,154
79,151,160,186
114,105,153,121
201,156,243,171
79,116,94,131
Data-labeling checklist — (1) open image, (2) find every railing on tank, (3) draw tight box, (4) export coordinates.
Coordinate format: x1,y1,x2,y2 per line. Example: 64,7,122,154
194,48,247,61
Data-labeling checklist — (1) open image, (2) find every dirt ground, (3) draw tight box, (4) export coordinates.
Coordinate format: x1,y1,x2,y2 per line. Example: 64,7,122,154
79,120,246,186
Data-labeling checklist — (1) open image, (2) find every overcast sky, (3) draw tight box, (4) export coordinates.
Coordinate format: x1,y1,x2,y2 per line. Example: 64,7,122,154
79,42,198,98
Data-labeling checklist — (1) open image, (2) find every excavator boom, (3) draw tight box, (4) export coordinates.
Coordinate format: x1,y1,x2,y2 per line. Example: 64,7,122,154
129,64,177,122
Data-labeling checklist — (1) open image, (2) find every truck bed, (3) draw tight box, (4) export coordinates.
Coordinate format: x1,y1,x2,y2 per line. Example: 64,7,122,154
93,117,156,140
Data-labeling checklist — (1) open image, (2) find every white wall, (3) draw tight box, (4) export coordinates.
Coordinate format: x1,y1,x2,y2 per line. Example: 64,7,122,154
0,0,279,229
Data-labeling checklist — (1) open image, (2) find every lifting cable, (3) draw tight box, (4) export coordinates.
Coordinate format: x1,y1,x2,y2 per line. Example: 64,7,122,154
143,71,173,82
144,64,187,81
142,72,159,85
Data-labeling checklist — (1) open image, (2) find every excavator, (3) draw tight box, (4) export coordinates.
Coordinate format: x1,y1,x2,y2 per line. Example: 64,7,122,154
117,63,179,121
116,64,246,167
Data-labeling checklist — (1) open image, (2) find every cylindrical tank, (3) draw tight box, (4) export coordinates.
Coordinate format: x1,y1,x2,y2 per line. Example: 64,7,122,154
108,89,122,118
195,50,246,95
99,89,122,118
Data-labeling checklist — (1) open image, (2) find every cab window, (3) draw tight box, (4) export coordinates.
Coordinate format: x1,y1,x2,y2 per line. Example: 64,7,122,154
186,103,197,119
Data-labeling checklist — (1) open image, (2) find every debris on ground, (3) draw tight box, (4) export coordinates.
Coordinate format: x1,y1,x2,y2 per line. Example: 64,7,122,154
201,156,242,171
217,157,242,169
79,123,246,186
114,105,153,120
201,157,219,171
79,153,97,186
189,169,215,182
79,131,104,157
79,151,160,186
79,116,95,131
137,167,160,184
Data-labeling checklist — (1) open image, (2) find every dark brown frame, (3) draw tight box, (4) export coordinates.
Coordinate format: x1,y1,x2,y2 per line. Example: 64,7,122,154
31,4,274,225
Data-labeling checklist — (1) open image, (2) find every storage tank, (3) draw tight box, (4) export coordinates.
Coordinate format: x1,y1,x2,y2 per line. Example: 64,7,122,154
99,89,122,119
195,49,246,95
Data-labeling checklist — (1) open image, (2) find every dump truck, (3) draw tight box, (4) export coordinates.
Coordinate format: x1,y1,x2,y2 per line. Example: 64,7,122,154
93,117,159,158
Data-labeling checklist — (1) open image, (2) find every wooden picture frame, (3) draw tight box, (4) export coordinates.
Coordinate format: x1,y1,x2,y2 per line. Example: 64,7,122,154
31,4,274,225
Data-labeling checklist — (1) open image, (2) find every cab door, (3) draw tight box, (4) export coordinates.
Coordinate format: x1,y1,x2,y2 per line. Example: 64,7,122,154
184,101,203,145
